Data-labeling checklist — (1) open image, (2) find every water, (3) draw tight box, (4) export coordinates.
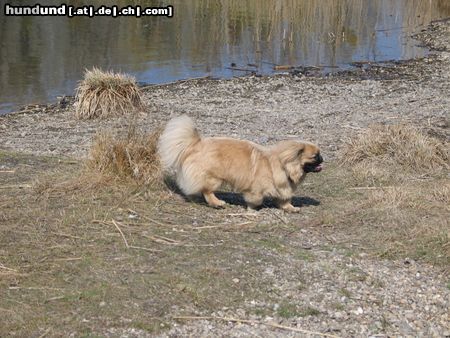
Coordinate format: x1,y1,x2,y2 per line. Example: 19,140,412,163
0,0,449,114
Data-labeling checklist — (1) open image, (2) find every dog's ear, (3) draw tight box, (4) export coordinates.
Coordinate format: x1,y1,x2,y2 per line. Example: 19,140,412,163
284,161,302,184
278,143,305,163
278,143,305,184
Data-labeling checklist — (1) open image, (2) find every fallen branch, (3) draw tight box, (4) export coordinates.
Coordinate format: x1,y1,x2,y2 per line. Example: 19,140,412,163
0,264,18,272
173,316,340,337
129,245,161,253
0,184,31,189
142,234,180,245
112,220,161,252
112,219,129,248
192,221,253,230
274,65,295,70
45,296,66,302
348,186,394,190
9,286,62,291
180,243,222,247
53,257,83,262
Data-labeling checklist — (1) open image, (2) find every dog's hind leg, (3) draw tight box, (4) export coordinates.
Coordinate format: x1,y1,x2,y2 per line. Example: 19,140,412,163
243,192,263,210
203,191,226,208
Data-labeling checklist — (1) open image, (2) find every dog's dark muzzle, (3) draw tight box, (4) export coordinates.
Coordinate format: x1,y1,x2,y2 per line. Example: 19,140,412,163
304,153,323,173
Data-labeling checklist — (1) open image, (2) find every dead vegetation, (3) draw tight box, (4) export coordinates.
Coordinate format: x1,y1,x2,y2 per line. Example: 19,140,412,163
1,122,449,336
0,150,305,337
86,126,162,186
335,124,449,264
339,124,449,183
74,68,144,119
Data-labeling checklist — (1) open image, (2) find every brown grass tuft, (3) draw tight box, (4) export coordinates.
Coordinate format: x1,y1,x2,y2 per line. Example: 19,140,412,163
339,124,449,182
365,181,450,263
86,126,162,186
75,67,144,119
336,124,449,264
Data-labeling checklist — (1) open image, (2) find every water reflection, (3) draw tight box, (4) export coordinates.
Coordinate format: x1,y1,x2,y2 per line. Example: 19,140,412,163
0,0,449,113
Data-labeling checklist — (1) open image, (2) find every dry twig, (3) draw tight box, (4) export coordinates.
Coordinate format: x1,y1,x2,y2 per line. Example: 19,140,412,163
112,219,129,248
111,220,161,252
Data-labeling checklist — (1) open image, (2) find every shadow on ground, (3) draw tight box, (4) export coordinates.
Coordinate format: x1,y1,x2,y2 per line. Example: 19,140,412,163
164,175,320,209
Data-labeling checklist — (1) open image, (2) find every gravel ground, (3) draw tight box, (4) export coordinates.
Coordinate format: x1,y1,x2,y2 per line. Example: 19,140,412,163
1,19,449,338
160,257,449,337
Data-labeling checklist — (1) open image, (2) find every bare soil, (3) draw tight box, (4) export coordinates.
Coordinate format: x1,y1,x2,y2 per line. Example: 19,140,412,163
0,20,449,337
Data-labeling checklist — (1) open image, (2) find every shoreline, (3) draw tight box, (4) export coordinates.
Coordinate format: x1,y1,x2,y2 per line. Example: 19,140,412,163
1,19,449,159
1,19,449,160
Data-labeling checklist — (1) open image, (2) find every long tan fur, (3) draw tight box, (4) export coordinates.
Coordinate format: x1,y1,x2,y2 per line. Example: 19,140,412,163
158,115,322,212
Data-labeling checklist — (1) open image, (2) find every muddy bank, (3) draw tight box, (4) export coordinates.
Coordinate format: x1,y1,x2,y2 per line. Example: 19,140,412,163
1,20,449,160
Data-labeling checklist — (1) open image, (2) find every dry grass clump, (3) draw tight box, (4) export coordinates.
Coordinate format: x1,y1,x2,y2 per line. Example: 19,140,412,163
336,179,449,264
340,124,449,182
86,126,162,186
366,182,450,264
337,124,449,263
75,67,144,119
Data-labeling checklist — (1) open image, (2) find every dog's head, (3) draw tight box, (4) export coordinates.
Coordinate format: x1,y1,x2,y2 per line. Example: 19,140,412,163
275,140,323,184
302,146,323,173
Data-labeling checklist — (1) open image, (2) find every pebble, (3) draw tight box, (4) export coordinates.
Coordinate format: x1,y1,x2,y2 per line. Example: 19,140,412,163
355,307,364,315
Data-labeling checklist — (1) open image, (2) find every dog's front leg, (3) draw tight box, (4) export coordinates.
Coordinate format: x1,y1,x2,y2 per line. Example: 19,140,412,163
276,199,301,213
203,191,226,208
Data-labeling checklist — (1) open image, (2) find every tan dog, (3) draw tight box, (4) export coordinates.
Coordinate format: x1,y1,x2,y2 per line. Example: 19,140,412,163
158,115,323,212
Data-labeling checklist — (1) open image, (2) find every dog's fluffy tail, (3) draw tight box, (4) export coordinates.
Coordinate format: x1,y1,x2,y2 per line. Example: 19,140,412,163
158,115,200,170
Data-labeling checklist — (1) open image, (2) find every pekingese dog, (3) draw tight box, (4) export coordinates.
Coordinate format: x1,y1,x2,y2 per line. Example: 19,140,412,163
158,115,323,212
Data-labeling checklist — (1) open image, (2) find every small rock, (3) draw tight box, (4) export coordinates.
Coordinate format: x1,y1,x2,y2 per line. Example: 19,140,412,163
354,307,364,315
335,311,344,319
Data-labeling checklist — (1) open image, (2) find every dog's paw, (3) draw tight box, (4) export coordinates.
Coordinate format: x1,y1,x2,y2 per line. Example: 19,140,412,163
288,206,301,213
211,200,226,208
281,204,301,213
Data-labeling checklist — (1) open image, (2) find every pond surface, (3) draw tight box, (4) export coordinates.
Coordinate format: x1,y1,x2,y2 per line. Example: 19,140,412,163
1,0,449,114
